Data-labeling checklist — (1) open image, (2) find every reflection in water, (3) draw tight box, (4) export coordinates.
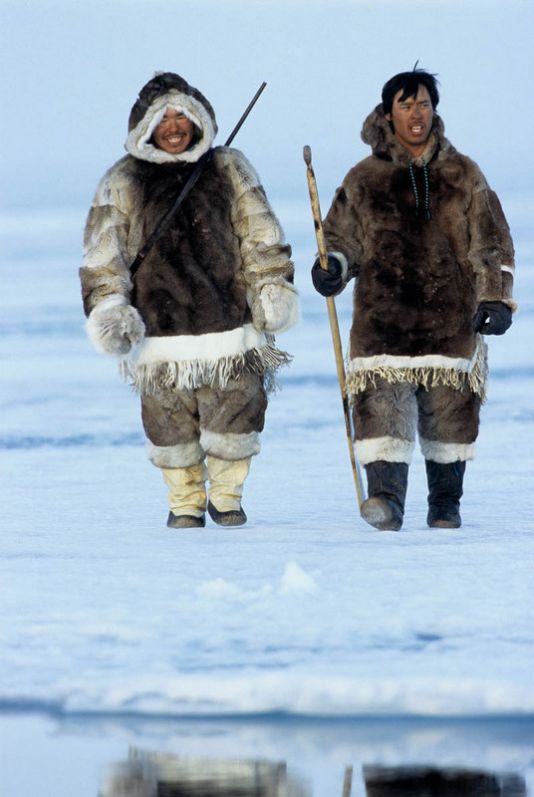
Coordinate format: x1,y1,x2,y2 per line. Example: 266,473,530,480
363,766,527,797
100,749,310,796
100,750,528,797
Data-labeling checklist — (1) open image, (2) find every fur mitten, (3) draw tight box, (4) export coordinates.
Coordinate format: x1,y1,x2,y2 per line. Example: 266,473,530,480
251,283,299,334
86,296,145,356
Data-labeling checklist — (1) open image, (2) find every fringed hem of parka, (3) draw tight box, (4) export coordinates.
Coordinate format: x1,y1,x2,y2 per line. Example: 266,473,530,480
119,341,292,396
346,336,488,402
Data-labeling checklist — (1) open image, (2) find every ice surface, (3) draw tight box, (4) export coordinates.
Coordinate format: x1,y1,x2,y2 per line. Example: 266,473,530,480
2,1,533,790
1,197,533,725
0,195,533,795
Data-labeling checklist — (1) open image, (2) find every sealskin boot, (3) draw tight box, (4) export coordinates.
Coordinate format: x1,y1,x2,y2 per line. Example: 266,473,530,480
166,512,206,529
207,501,247,527
207,456,250,527
162,463,207,529
425,460,466,528
361,461,409,531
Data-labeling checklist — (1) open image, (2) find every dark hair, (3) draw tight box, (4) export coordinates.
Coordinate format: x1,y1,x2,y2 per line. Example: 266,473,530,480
381,68,440,115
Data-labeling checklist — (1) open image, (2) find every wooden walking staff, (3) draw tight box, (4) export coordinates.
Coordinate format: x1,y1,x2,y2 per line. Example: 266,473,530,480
303,145,365,509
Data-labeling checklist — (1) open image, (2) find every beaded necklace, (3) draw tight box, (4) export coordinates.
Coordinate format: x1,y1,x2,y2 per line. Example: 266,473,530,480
408,162,432,220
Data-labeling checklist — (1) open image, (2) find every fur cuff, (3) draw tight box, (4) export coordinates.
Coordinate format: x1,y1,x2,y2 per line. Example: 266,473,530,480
329,251,349,283
500,297,518,313
254,283,299,334
355,436,414,465
319,251,350,297
200,429,261,459
147,441,204,468
87,297,145,356
420,439,476,463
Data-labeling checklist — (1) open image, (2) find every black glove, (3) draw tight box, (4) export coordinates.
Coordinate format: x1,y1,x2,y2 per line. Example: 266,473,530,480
473,301,512,335
311,254,344,297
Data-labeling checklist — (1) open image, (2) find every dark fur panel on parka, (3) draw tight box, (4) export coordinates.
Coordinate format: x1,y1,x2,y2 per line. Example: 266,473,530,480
323,107,514,363
130,152,250,337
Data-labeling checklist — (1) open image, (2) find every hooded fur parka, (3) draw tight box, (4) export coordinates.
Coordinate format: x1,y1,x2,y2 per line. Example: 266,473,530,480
323,104,515,400
80,73,298,395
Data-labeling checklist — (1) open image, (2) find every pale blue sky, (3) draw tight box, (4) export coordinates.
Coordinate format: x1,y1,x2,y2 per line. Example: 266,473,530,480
1,0,533,209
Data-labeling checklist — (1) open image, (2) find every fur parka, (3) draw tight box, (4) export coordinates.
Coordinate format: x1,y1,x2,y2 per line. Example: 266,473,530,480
80,73,298,394
323,104,515,399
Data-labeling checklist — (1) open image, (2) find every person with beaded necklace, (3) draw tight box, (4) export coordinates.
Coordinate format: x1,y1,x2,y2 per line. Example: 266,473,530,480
311,67,516,531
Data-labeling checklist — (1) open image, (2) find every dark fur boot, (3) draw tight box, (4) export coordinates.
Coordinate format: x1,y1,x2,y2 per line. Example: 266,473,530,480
425,460,466,528
361,461,409,531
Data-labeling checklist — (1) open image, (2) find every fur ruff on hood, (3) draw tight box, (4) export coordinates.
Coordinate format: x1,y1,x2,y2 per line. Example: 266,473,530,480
125,72,217,164
360,103,449,166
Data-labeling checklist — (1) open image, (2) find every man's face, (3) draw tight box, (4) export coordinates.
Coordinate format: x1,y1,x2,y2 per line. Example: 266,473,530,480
153,108,195,154
386,85,434,157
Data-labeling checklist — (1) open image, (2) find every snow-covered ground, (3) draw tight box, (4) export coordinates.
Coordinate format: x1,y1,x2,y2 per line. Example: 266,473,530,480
1,191,533,795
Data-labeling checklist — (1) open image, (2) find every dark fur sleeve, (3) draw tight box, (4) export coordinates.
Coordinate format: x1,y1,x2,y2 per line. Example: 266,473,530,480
322,167,365,281
466,164,516,309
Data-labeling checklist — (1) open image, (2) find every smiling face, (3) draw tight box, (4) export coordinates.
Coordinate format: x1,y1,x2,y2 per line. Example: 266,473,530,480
386,84,434,157
152,108,195,154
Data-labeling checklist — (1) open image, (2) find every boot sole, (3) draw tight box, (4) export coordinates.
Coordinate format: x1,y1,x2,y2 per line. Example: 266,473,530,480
428,518,462,529
427,507,461,528
361,497,403,531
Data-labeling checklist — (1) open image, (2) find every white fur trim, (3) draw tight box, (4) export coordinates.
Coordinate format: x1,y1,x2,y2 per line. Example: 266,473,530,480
355,436,414,465
314,251,349,297
259,283,299,333
131,324,267,367
347,337,488,399
147,441,204,469
500,264,515,274
125,91,216,164
200,429,261,460
349,351,476,373
120,325,290,393
420,438,476,463
329,251,349,281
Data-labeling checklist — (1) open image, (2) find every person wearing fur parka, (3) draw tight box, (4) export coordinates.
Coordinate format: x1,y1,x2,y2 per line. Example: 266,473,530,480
80,72,298,529
311,68,515,531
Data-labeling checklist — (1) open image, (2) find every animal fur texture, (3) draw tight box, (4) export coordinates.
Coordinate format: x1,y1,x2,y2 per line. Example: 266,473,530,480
79,72,297,396
86,294,145,356
323,105,515,400
352,378,480,464
141,372,266,466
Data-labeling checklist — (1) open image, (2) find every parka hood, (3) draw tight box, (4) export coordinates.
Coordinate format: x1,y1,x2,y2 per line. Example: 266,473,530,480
125,72,218,164
361,103,451,166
